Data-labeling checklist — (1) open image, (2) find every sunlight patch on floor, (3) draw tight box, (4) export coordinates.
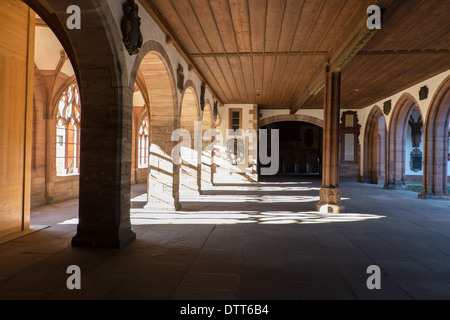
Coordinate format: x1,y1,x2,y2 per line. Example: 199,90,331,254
59,211,384,226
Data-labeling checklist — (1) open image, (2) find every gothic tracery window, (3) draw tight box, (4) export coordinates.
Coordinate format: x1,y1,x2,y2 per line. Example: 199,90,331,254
56,83,81,176
138,116,149,168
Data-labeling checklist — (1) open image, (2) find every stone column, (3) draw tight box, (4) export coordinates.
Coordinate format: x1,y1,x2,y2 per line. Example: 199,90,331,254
146,135,181,211
45,116,55,203
71,84,136,249
317,70,345,213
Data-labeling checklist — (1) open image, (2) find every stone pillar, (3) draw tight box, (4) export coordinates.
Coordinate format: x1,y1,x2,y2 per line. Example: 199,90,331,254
72,84,136,249
45,116,55,203
146,116,181,211
146,140,181,211
200,137,214,192
317,70,345,213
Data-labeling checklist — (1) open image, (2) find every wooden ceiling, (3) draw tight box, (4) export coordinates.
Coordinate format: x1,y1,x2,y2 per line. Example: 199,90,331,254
141,0,450,111
304,0,450,109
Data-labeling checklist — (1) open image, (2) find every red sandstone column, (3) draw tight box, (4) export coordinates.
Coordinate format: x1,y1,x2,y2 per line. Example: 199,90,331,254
317,70,345,213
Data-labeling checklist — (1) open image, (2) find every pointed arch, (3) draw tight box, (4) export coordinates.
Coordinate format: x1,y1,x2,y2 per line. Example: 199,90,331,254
129,40,181,211
179,83,201,196
363,106,387,185
421,75,450,199
23,0,137,248
181,81,201,134
386,93,423,189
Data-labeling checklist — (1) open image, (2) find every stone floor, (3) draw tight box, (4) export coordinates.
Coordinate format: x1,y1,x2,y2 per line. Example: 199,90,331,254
1,176,450,301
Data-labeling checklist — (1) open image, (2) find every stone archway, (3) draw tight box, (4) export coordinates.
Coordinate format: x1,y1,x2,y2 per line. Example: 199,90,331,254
131,41,180,211
179,84,201,196
260,114,324,128
363,106,387,185
421,75,450,199
25,0,136,248
386,93,423,189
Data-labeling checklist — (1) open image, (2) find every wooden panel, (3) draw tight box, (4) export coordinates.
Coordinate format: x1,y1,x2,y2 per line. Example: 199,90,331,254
277,0,305,52
171,0,213,54
229,0,251,53
189,0,225,53
264,0,285,52
290,0,325,52
0,0,34,237
248,0,266,53
203,55,235,102
252,55,264,105
209,0,238,53
227,55,247,101
153,0,200,53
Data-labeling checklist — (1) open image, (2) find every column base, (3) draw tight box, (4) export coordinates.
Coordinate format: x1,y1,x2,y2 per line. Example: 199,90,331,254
72,227,136,249
418,191,449,200
316,187,345,213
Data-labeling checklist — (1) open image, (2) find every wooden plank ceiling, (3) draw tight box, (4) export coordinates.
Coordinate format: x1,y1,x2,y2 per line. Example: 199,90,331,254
304,0,450,109
142,0,450,111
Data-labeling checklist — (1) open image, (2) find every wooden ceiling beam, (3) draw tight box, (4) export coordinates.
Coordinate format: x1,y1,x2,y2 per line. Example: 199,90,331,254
190,51,328,58
357,49,450,55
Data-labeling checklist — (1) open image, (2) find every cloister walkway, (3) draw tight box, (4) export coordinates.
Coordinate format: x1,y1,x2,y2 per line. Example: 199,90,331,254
1,178,450,300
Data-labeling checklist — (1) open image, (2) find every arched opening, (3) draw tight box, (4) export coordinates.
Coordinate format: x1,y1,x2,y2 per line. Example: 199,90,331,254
405,106,424,187
179,85,201,196
386,94,423,189
131,71,150,186
421,76,450,199
55,83,81,177
364,106,387,185
0,0,89,239
135,49,179,211
32,18,80,208
25,0,137,249
259,121,323,181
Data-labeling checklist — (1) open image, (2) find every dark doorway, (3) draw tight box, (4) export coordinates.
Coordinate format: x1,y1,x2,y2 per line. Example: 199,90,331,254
259,121,323,180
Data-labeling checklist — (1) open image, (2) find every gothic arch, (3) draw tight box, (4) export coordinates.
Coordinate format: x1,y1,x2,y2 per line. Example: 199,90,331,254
260,114,324,128
131,41,179,149
179,83,201,196
421,75,450,198
181,82,201,133
386,93,423,189
50,76,78,118
363,106,387,185
24,0,137,248
202,101,214,134
130,41,181,211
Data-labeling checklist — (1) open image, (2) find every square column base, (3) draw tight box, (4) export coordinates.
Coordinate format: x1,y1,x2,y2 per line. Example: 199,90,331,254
72,227,136,249
316,187,345,213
